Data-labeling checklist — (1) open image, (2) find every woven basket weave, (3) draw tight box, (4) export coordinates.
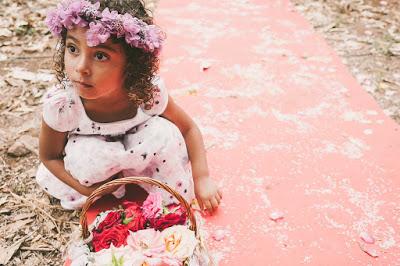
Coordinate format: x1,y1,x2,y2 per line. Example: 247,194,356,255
79,176,198,239
73,176,214,265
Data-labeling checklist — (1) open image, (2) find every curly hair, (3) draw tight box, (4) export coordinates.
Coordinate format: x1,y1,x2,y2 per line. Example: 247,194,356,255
53,0,161,109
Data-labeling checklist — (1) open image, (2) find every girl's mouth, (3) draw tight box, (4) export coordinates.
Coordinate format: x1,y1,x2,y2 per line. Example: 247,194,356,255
73,81,93,89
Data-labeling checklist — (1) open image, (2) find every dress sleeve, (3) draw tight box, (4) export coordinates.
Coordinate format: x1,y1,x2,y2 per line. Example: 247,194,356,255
140,76,169,116
41,84,79,132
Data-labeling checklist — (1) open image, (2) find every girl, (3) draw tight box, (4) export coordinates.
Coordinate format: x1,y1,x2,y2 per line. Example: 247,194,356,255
36,0,222,213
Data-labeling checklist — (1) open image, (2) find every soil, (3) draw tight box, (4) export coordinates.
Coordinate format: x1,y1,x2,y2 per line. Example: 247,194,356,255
291,0,400,123
0,0,398,265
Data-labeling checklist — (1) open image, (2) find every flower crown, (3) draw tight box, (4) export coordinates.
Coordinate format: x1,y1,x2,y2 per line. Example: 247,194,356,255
45,0,165,54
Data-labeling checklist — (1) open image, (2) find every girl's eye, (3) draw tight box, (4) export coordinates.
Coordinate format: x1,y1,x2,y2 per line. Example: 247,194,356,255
67,44,78,54
94,52,109,61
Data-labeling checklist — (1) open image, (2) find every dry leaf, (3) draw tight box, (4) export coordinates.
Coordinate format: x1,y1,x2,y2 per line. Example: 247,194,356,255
44,220,56,231
9,68,53,82
200,60,212,71
0,233,31,265
1,219,34,234
4,77,26,87
12,213,36,221
389,43,400,56
0,209,11,215
0,197,7,207
358,242,379,258
0,53,7,61
269,211,285,221
0,28,12,37
360,232,375,244
211,230,226,241
23,42,48,53
15,135,39,155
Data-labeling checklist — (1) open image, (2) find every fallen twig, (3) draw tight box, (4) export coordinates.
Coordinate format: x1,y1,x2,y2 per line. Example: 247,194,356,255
20,246,55,252
6,190,63,238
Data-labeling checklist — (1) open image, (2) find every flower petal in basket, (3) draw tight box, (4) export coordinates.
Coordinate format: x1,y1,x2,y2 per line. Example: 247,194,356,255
65,177,214,266
162,225,198,261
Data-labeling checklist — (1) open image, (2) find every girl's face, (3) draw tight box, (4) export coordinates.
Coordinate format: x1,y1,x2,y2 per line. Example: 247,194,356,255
64,27,127,102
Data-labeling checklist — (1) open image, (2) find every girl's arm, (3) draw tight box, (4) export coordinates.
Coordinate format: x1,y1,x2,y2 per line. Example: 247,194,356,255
39,119,108,197
161,96,222,213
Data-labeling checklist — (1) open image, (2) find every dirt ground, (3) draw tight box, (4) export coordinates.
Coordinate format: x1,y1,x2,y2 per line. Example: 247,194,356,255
291,0,400,123
0,0,398,265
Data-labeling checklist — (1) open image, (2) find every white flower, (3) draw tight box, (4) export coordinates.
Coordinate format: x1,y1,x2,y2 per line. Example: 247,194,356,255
68,240,90,266
90,244,145,266
161,225,198,261
127,228,165,255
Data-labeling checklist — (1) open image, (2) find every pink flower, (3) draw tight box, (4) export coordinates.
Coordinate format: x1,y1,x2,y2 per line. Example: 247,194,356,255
46,8,63,36
127,229,183,266
122,13,141,34
45,0,165,54
60,0,89,29
144,256,183,266
80,1,100,20
86,22,110,46
142,192,163,219
123,14,143,48
101,8,125,37
101,7,120,22
143,25,165,53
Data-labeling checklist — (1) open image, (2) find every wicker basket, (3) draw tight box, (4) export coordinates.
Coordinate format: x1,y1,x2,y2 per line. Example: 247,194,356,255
72,176,214,266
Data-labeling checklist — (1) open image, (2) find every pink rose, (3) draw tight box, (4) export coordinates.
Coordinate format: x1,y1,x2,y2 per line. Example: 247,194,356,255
142,192,163,219
144,256,182,266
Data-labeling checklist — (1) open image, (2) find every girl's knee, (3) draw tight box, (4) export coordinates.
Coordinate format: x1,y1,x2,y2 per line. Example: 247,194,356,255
35,163,53,188
60,195,87,210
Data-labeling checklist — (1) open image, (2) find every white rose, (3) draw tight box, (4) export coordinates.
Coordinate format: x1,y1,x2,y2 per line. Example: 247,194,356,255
90,245,145,266
68,240,90,266
161,225,198,261
127,228,164,254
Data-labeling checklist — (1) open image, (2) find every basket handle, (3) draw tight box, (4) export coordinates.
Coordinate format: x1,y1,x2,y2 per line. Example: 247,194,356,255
79,176,197,239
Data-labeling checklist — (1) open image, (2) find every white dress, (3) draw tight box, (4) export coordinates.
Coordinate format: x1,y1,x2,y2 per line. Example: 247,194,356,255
35,77,195,210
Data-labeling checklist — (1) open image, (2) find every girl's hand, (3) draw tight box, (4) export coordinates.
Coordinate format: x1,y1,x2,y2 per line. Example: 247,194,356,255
194,176,222,214
80,182,106,197
80,174,119,197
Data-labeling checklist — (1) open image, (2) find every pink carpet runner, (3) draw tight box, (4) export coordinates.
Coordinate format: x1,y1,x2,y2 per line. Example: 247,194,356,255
66,0,400,265
157,0,400,265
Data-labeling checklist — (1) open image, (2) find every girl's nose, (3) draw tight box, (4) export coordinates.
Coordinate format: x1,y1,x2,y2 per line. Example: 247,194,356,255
75,55,91,76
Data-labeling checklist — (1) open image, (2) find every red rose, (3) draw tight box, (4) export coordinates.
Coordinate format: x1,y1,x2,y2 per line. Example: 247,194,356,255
122,200,141,209
150,204,187,231
124,205,146,232
92,224,129,252
96,211,122,233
